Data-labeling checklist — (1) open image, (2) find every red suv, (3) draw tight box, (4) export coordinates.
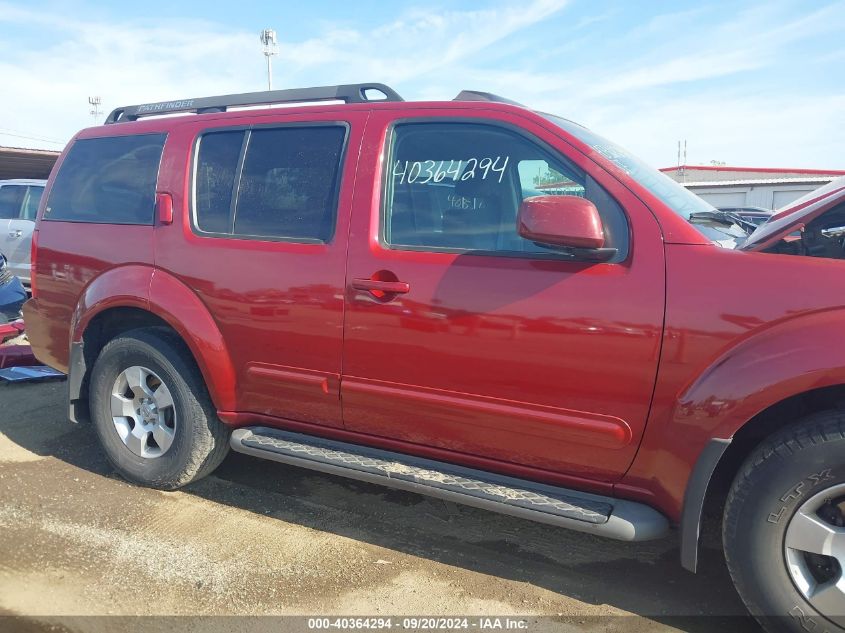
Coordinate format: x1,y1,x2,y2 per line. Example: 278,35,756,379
24,83,845,632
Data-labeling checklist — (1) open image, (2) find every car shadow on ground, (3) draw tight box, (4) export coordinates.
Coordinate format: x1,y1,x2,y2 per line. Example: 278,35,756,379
1,382,760,632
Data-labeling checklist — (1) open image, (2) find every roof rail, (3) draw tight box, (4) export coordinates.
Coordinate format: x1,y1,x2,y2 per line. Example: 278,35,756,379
453,90,525,106
104,83,404,124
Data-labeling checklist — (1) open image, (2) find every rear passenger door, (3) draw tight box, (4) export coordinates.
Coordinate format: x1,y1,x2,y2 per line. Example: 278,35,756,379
156,112,366,428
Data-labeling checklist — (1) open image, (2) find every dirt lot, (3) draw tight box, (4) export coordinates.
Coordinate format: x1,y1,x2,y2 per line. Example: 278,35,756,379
0,381,760,632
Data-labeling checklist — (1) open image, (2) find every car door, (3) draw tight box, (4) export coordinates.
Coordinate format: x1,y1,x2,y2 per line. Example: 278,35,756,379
6,185,42,284
342,109,666,482
0,184,26,264
155,111,367,428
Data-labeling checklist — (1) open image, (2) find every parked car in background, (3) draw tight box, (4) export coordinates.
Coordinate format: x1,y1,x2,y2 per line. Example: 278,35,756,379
22,83,845,633
0,178,46,287
0,254,27,322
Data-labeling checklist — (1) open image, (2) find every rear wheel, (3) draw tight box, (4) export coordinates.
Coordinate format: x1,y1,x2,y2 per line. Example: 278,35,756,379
89,327,230,489
724,411,845,633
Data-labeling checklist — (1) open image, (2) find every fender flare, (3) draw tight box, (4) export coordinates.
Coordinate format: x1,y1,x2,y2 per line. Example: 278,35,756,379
71,264,153,338
679,437,731,572
146,269,237,411
69,266,237,419
68,265,154,423
673,308,845,572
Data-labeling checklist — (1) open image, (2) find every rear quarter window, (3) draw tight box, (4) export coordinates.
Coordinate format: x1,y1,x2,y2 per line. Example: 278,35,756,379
0,185,25,219
44,134,166,225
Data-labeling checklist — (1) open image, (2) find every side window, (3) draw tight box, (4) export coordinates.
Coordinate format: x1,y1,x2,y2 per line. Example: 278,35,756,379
45,134,166,224
195,131,244,234
193,125,347,242
21,186,44,220
0,186,25,220
384,123,628,259
518,160,584,198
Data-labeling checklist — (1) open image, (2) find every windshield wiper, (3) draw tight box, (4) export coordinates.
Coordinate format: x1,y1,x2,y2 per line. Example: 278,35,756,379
688,210,756,234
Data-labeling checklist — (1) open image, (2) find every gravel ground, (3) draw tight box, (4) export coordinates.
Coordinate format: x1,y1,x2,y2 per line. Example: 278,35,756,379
0,381,761,633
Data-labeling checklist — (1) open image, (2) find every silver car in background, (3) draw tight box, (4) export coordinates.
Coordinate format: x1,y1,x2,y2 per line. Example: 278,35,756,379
0,178,45,288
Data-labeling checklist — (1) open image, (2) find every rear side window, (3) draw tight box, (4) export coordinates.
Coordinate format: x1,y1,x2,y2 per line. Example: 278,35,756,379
193,125,347,243
195,131,243,234
21,186,43,220
0,185,25,219
45,134,166,225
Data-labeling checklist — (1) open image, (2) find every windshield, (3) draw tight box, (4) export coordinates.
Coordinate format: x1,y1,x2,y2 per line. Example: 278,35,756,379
542,114,749,247
542,114,717,220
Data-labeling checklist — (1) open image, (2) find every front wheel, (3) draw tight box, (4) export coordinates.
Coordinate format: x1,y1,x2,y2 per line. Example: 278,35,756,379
724,411,845,633
89,327,230,489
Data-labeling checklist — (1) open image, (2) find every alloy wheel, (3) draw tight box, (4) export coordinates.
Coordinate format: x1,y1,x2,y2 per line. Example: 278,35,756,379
110,365,177,459
784,482,845,625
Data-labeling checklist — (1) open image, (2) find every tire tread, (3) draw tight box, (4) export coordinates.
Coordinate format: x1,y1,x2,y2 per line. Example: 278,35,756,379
90,327,230,489
723,409,845,630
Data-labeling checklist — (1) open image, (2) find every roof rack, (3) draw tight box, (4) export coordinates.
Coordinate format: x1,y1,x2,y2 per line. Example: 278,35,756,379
453,90,525,106
104,83,404,124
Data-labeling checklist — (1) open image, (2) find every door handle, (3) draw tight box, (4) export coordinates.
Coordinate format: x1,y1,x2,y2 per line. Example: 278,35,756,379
351,278,410,295
8,230,21,238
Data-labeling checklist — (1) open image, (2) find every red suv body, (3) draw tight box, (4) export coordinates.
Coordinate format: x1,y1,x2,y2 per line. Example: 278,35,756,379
23,84,845,631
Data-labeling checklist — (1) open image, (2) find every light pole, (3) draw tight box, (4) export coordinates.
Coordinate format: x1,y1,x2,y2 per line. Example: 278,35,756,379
88,96,102,122
260,29,278,91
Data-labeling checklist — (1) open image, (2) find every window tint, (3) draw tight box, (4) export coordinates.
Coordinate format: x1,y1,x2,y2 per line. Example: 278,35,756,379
45,134,166,224
21,186,43,220
0,185,25,220
384,123,628,259
195,131,244,233
234,126,346,241
518,160,585,198
193,126,346,242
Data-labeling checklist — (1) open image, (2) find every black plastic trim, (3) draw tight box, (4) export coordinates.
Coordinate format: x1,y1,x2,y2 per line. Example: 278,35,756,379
232,426,669,541
680,437,732,572
67,340,88,424
105,83,403,124
453,90,525,106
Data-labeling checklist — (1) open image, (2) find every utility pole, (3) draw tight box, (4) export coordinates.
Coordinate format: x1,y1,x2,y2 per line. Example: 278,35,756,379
88,96,102,122
260,29,278,91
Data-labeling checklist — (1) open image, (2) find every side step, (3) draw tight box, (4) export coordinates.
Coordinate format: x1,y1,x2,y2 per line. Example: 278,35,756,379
230,427,668,541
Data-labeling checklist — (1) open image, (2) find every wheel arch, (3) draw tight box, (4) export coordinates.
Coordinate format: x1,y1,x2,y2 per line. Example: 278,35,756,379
671,308,845,572
69,269,237,422
681,383,845,572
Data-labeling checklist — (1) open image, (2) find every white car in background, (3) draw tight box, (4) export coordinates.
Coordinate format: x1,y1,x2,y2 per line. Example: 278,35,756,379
0,179,45,288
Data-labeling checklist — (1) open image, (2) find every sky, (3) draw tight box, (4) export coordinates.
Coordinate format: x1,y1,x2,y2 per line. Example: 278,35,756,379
0,0,843,169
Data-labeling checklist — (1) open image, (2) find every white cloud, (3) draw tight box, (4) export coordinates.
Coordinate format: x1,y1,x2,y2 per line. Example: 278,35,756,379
0,0,842,171
0,0,569,150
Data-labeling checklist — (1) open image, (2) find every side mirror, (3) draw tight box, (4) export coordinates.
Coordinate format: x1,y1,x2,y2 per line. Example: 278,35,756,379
518,195,616,261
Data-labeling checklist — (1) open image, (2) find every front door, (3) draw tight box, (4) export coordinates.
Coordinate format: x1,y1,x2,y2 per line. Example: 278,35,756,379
156,111,367,428
342,110,666,481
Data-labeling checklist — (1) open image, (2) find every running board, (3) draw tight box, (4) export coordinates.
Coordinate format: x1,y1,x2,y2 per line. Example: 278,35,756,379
230,427,668,541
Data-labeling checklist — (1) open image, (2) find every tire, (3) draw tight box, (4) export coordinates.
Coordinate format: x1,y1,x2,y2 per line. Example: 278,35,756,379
724,410,845,633
88,327,230,489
